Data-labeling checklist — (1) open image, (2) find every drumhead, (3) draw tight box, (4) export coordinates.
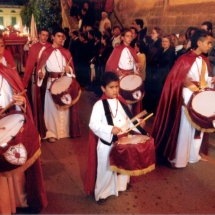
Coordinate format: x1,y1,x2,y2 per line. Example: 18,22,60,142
0,114,25,147
120,75,142,91
51,76,72,95
192,91,215,117
117,135,150,145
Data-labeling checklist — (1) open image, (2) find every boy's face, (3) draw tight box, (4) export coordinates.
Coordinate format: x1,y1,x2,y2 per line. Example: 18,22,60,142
197,35,212,54
101,81,119,99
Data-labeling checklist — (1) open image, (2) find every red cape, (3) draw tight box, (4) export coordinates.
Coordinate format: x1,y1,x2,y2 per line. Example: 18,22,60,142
151,51,210,160
105,44,139,72
22,42,51,89
3,49,16,69
0,64,47,211
36,45,81,137
84,95,130,196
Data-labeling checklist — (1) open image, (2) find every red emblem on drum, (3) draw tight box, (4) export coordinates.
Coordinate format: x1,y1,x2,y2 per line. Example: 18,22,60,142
4,143,27,165
132,90,142,100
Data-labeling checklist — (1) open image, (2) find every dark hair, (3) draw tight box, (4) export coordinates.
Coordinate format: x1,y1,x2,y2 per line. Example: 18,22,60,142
121,28,131,37
113,26,121,31
185,26,198,40
100,72,119,87
72,30,79,37
39,28,49,34
153,27,162,38
130,26,138,35
52,26,65,36
201,21,213,32
191,29,212,50
88,29,94,37
79,32,88,41
134,19,144,29
94,30,102,40
102,34,110,44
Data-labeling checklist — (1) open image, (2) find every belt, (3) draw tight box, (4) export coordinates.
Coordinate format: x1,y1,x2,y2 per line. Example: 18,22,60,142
49,72,63,78
119,68,134,74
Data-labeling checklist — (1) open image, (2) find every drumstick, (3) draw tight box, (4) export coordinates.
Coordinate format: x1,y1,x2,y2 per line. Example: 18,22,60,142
60,57,73,79
201,80,214,90
0,89,27,115
130,110,148,123
126,113,154,133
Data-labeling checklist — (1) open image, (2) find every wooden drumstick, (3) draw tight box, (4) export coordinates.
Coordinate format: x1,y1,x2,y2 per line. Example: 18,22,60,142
126,113,154,133
130,110,148,123
0,89,27,115
200,80,214,90
60,57,73,79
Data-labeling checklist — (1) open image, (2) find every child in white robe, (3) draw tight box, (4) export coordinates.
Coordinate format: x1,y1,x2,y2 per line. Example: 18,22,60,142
88,72,146,204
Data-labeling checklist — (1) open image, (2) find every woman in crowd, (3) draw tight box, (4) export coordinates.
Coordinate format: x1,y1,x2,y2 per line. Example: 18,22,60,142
144,34,176,114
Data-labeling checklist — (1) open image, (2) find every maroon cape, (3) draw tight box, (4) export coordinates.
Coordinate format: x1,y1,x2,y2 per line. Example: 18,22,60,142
22,42,51,89
84,94,133,196
151,51,210,160
3,49,16,69
0,64,47,212
36,45,81,137
105,44,139,72
22,42,51,138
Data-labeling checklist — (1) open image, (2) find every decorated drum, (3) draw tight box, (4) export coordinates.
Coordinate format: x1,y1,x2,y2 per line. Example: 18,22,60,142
50,76,81,109
119,74,144,104
109,134,155,176
185,89,215,131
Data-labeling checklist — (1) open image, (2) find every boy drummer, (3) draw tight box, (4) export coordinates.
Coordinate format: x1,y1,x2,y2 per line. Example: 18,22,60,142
84,72,147,204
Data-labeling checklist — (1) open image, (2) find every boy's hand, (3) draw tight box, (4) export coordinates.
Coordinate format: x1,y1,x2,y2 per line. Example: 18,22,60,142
111,126,122,135
139,119,146,128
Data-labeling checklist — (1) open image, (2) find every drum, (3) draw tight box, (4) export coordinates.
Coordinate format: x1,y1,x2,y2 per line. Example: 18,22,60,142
50,76,81,109
186,89,215,131
0,111,25,157
119,74,144,104
109,134,155,176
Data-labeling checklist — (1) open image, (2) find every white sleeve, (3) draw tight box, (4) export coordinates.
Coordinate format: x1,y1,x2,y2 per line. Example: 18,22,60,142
89,100,113,143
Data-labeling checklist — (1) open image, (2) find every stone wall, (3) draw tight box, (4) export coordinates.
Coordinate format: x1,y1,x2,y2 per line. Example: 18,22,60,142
111,0,215,35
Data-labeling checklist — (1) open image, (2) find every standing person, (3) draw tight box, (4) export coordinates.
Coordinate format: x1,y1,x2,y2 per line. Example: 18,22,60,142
22,28,51,137
99,11,111,35
201,21,215,75
106,28,141,115
84,72,147,204
152,29,215,168
144,34,176,114
111,26,121,48
37,27,81,143
0,36,47,215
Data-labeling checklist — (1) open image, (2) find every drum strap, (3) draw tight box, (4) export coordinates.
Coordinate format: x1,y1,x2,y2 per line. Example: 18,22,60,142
101,100,118,146
100,100,147,146
119,101,148,135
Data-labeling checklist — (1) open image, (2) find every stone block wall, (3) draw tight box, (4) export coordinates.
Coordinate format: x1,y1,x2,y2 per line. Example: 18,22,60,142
111,0,215,35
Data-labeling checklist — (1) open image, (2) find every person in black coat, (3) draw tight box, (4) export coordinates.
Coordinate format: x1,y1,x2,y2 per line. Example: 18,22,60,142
144,34,176,114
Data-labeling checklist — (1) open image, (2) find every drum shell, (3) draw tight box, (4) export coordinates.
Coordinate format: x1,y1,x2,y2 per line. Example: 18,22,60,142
109,134,155,176
119,74,144,103
0,111,40,173
50,77,80,107
186,89,215,129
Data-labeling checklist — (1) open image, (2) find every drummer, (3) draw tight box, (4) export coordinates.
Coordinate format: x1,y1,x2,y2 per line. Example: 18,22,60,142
152,29,215,168
37,26,81,143
105,28,142,115
0,36,47,214
84,72,147,205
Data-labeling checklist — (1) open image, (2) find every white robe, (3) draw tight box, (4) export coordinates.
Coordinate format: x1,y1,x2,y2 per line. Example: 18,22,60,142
89,98,141,201
0,57,27,214
170,56,213,167
37,49,75,139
